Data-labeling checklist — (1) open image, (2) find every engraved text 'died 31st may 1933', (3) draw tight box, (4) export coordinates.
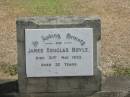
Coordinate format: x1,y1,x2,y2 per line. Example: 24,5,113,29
25,28,93,77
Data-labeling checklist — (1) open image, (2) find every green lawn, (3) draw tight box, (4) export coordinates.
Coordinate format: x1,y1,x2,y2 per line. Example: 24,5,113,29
14,0,75,15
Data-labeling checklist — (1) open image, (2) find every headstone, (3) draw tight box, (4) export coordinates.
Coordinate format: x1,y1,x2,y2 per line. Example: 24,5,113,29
16,16,101,97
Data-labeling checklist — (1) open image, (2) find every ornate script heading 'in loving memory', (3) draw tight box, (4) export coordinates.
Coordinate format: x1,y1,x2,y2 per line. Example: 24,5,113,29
25,28,94,77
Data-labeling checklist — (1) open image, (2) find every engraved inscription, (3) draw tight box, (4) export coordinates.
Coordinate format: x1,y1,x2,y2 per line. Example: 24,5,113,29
25,28,93,77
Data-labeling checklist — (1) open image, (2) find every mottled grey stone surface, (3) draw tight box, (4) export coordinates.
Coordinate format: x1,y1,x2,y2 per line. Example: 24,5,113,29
88,91,129,97
16,16,101,97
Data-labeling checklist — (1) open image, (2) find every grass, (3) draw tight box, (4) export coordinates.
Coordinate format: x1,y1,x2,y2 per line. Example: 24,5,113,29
15,0,75,16
113,66,130,76
0,64,17,76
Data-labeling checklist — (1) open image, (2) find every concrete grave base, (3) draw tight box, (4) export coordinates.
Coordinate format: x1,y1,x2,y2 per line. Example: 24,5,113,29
1,76,130,97
16,16,101,97
20,90,130,97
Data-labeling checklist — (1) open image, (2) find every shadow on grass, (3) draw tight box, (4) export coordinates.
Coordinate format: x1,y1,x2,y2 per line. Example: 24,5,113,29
0,80,18,97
